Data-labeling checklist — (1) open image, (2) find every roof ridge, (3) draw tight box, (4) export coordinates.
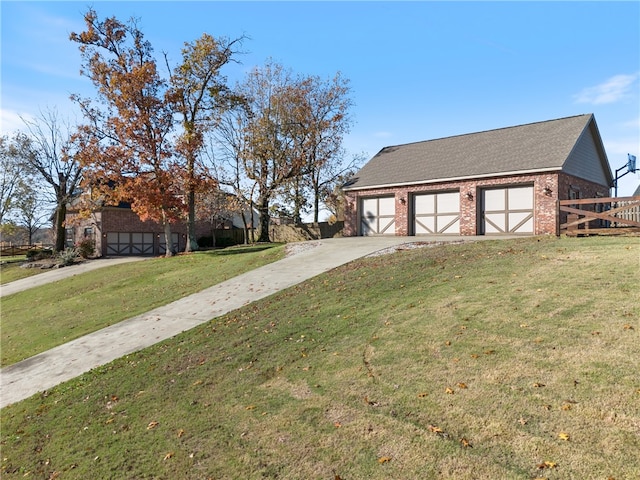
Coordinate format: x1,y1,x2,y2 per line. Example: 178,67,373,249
381,113,593,150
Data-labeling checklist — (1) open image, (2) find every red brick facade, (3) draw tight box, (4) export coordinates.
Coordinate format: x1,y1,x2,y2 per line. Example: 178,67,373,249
343,172,610,237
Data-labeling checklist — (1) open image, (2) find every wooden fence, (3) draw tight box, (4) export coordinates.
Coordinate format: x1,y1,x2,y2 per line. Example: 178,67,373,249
0,243,53,256
559,196,640,235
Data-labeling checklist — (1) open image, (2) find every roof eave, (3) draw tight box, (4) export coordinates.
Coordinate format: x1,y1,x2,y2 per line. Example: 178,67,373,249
343,167,563,192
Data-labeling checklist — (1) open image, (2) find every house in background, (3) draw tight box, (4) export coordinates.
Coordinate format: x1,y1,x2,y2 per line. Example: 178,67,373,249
343,114,612,237
66,200,258,257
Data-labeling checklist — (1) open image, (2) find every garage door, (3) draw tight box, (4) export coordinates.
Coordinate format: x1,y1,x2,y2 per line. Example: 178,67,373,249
360,197,395,235
106,232,155,255
413,191,460,235
482,186,534,234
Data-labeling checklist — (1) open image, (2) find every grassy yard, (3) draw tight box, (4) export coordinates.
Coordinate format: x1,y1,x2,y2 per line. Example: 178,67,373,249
1,236,639,479
0,256,36,284
0,245,285,366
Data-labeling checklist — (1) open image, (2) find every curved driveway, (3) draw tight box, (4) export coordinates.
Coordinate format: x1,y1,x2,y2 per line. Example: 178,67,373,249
1,236,503,408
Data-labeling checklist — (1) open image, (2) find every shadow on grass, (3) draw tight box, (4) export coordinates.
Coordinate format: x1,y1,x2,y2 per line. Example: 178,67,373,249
199,243,283,257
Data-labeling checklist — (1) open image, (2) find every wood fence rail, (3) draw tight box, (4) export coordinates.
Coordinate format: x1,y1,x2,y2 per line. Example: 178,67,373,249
558,195,640,236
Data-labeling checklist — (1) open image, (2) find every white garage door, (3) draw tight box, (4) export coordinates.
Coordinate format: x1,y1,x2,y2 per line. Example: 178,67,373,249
413,191,460,235
482,186,534,234
106,232,155,255
360,197,396,235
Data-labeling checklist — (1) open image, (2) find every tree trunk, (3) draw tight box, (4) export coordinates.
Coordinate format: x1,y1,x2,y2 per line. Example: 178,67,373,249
256,195,271,243
54,203,67,252
313,184,320,223
163,216,174,257
185,186,198,252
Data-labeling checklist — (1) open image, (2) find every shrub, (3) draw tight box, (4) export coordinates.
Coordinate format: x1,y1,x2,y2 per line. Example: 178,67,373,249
26,248,53,261
197,236,214,248
76,238,96,258
57,247,79,266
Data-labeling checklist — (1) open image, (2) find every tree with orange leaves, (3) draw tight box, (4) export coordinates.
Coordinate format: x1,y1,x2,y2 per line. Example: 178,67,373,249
70,9,182,256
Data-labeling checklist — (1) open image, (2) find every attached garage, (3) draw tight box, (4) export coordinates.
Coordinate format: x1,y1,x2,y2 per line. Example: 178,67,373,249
106,232,155,255
481,186,534,234
413,191,460,235
360,196,395,235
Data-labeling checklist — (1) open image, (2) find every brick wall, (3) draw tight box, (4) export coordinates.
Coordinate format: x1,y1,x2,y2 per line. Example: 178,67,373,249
68,207,215,256
344,172,610,237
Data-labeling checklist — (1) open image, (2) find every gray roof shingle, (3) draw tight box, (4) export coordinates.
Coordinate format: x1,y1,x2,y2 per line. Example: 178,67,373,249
345,114,602,190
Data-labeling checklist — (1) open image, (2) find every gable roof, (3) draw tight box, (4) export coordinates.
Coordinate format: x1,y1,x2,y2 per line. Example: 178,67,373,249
344,114,612,190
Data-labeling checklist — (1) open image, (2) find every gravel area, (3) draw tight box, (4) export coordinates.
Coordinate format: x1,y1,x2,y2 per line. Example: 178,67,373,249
365,240,465,257
284,241,322,257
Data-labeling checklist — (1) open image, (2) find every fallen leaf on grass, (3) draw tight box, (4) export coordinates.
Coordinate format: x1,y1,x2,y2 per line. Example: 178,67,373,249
558,432,570,441
445,387,455,395
457,382,468,389
460,437,472,448
245,405,256,410
623,324,634,330
537,461,557,469
484,349,495,355
147,421,159,430
518,417,528,425
417,392,429,398
378,456,392,464
533,382,546,388
428,425,444,434
163,452,174,461
177,429,185,438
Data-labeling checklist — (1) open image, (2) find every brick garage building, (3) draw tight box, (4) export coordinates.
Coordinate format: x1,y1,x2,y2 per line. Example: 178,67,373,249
343,114,612,237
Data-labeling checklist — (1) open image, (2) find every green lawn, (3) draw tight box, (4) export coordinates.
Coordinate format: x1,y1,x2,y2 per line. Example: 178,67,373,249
0,245,285,366
1,236,639,479
0,256,36,284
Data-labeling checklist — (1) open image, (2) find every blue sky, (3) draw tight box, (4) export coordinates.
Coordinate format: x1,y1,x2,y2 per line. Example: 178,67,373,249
2,1,639,195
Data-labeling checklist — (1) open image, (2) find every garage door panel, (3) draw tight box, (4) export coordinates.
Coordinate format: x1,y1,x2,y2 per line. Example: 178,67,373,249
437,192,460,213
508,186,533,209
508,213,533,233
362,198,378,218
484,213,506,234
378,197,395,216
439,216,460,234
483,189,505,210
414,217,434,234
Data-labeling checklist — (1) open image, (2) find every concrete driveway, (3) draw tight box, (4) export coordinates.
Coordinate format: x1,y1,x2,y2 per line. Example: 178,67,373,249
0,236,499,408
0,256,146,298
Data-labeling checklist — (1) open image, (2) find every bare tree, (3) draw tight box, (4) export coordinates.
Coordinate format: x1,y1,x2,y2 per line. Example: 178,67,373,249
21,109,83,252
212,105,257,244
237,61,311,242
13,178,50,245
0,134,34,230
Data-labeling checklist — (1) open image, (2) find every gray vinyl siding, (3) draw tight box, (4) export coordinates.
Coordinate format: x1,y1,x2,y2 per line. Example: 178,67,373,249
563,127,609,186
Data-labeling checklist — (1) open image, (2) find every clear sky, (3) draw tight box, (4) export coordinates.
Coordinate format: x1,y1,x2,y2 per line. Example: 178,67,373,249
2,1,639,195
